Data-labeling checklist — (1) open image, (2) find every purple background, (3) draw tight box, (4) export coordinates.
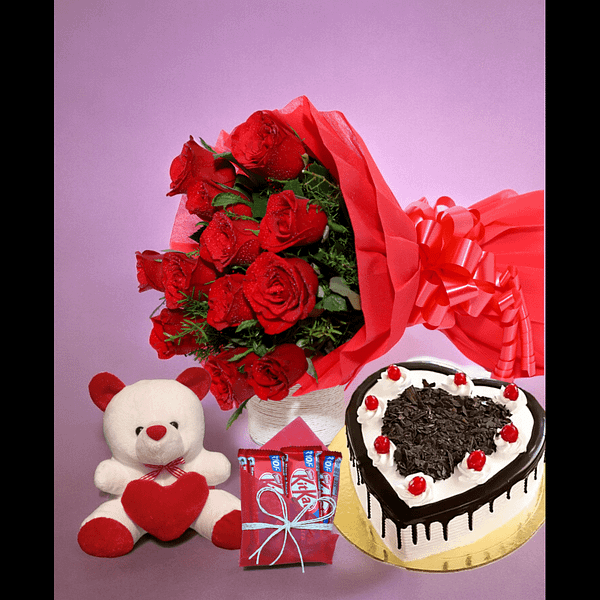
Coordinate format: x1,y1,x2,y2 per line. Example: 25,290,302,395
54,1,545,598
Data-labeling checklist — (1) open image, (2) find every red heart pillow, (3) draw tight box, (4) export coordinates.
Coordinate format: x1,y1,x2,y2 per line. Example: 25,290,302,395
121,472,209,541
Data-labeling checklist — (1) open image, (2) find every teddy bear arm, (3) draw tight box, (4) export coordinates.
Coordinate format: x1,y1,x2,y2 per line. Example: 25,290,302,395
187,449,231,486
94,458,137,496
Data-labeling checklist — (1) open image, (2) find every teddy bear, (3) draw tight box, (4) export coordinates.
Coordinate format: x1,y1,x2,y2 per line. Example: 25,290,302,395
77,367,242,557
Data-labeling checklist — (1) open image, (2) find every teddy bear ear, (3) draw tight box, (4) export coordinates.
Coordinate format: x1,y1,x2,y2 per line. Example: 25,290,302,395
89,372,126,411
176,367,212,401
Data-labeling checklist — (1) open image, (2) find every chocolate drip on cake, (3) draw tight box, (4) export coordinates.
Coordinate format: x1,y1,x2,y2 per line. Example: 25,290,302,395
381,383,512,481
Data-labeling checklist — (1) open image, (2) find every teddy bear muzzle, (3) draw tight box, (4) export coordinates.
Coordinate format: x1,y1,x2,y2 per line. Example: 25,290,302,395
136,423,185,466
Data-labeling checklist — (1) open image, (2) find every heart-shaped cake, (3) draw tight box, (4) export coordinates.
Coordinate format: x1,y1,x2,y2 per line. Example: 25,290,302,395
345,361,545,563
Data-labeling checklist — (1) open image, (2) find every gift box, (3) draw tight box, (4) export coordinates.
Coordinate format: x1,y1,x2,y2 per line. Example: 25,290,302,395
239,418,341,571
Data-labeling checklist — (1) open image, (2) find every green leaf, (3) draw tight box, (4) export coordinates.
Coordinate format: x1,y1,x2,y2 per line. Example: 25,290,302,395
226,347,255,362
327,220,348,234
199,137,216,152
329,276,361,310
212,192,252,208
305,356,318,383
213,151,235,162
305,162,329,177
235,319,259,333
251,192,269,219
235,174,256,191
322,293,347,312
226,398,250,430
282,178,304,197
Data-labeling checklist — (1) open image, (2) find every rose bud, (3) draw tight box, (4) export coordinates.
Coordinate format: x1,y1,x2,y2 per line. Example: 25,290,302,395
248,344,308,401
167,136,237,221
149,308,203,359
259,190,328,252
230,110,306,180
161,252,218,309
199,211,261,272
136,250,165,293
204,348,258,410
206,274,255,331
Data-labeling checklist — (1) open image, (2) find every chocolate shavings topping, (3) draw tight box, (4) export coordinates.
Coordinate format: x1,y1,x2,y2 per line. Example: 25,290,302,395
380,382,512,481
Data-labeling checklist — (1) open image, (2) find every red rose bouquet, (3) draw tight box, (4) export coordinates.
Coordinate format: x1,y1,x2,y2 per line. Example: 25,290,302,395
137,96,544,427
138,99,386,424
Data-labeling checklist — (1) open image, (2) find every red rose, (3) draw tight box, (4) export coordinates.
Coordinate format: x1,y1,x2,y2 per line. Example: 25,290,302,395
149,308,202,359
230,110,305,180
199,211,261,272
258,190,328,252
136,250,217,309
248,344,308,400
206,273,255,331
204,348,258,410
162,252,217,309
136,250,165,292
243,252,318,335
167,136,237,221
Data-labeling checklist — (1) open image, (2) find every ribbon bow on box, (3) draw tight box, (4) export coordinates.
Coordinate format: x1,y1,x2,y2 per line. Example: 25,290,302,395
242,486,337,572
239,472,339,570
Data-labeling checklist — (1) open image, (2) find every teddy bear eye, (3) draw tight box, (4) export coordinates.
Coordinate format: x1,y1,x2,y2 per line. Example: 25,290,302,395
170,421,179,429
135,426,144,436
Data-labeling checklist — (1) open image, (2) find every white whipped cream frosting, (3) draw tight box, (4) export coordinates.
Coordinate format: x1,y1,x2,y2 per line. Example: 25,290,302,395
356,366,533,507
395,473,435,505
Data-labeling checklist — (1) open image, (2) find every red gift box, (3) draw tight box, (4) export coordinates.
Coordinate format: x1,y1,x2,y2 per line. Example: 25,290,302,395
239,418,340,571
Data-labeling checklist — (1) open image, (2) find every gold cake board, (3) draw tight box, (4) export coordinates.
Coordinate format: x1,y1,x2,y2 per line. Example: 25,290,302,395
329,427,545,572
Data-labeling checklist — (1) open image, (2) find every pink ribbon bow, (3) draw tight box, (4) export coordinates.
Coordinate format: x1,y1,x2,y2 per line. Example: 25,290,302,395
140,457,186,481
405,196,535,380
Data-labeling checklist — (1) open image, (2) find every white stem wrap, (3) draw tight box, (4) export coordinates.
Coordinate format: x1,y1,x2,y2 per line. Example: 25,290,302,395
246,384,345,445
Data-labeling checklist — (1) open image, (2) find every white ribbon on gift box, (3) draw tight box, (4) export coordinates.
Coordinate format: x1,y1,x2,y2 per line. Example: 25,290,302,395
241,485,337,572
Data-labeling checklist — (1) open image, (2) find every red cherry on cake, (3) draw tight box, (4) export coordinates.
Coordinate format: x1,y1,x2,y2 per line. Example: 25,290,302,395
454,372,467,386
407,476,427,496
374,435,390,454
500,423,519,443
503,383,519,401
365,395,379,411
467,450,486,471
387,365,401,381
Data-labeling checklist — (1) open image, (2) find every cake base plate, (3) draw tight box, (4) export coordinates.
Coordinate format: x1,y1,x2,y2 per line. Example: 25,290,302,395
329,427,545,572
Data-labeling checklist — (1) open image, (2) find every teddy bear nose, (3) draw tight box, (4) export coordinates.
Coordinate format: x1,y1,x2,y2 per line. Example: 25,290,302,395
146,425,167,441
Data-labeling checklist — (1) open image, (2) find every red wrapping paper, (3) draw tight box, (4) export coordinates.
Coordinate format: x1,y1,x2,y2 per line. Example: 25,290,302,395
169,96,544,389
238,418,339,570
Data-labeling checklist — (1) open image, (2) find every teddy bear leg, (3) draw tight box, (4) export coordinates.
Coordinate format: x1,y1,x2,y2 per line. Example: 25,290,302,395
78,498,145,557
190,489,242,550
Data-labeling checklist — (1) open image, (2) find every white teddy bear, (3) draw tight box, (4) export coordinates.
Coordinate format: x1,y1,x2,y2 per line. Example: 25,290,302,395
78,367,242,557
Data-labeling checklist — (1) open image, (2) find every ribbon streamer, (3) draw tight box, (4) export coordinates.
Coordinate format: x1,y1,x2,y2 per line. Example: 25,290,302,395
140,457,186,481
242,485,337,572
490,266,536,379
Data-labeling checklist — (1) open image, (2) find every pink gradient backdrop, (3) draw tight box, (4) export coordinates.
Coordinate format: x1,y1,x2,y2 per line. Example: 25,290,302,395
54,1,545,598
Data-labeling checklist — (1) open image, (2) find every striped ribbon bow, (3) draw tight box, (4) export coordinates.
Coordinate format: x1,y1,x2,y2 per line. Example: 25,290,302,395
140,457,186,481
405,196,536,380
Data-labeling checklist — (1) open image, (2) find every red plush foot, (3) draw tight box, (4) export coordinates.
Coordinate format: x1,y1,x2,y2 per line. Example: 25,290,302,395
211,510,242,550
78,517,135,558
